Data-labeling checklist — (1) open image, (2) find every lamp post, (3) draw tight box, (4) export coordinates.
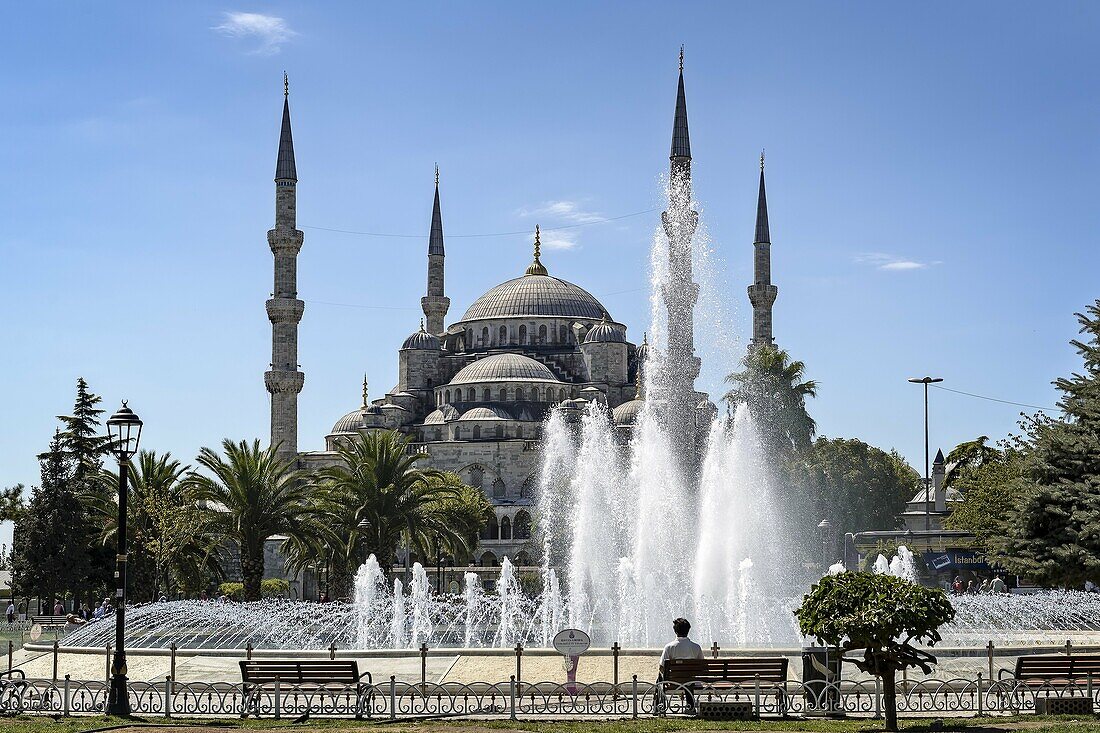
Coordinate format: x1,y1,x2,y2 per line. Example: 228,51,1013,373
105,401,143,717
907,377,943,533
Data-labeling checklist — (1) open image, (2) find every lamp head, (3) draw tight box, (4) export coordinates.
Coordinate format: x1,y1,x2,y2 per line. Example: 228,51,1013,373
106,400,143,461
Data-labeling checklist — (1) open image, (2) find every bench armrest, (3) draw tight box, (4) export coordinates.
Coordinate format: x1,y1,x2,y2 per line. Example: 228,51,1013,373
357,671,373,685
998,670,1013,680
0,669,26,681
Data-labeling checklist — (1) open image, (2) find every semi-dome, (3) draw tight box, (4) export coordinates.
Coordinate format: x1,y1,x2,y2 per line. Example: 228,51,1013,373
330,409,365,434
584,319,626,343
612,399,645,426
459,406,512,421
424,404,460,424
402,323,440,350
449,354,559,384
459,275,610,322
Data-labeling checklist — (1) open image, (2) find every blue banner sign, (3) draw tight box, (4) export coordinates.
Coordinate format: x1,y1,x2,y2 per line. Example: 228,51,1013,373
923,549,991,573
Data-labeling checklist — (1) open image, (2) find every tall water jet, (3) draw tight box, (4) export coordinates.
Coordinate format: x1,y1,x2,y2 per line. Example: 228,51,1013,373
409,563,433,646
390,578,406,648
354,555,388,647
463,572,484,648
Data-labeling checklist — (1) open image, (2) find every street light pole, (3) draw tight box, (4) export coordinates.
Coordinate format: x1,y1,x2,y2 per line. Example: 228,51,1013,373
907,377,943,533
106,401,143,717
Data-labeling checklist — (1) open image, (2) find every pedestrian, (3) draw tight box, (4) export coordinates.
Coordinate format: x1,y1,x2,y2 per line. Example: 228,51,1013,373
5,599,14,623
53,598,65,615
952,576,963,595
990,575,1007,593
979,578,991,593
965,580,977,594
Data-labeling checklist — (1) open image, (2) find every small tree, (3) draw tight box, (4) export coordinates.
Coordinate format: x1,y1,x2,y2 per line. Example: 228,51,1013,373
796,572,955,731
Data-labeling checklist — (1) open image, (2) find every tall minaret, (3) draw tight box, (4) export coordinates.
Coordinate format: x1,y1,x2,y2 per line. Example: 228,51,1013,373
421,165,450,335
660,47,702,463
265,74,305,459
747,152,778,350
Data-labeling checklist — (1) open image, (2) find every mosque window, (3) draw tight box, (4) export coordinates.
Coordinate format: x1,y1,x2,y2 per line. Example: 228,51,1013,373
499,325,507,345
514,511,531,539
560,325,568,343
495,425,503,439
470,466,484,488
559,388,566,402
500,516,512,540
516,425,524,439
482,327,489,346
519,325,527,344
472,426,481,440
481,516,498,541
466,329,473,348
434,429,442,442
445,390,451,403
538,325,547,343
493,478,506,499
481,551,498,567
499,388,507,401
482,388,491,401
516,387,525,401
519,477,536,498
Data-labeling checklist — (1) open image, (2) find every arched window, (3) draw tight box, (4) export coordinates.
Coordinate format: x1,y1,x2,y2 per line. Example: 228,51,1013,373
472,426,481,440
516,387,525,401
434,429,442,442
493,478,506,499
560,325,568,343
559,388,566,402
445,390,451,403
470,466,484,489
500,516,512,540
481,327,489,346
514,511,532,539
480,551,498,567
495,424,503,439
498,325,507,345
466,329,473,348
519,325,527,344
516,425,524,439
538,325,547,343
482,388,491,401
520,477,536,498
481,515,498,541
499,388,508,401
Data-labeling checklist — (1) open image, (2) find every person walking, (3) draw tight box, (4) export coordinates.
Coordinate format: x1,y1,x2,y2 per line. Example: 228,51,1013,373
990,575,1007,593
5,600,14,623
53,598,65,615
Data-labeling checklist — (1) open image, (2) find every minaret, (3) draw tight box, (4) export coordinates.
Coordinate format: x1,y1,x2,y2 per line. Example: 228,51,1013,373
747,151,778,350
421,165,450,335
660,47,702,463
265,74,305,459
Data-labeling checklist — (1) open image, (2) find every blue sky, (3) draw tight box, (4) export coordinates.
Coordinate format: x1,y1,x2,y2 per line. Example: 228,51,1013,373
2,2,1098,525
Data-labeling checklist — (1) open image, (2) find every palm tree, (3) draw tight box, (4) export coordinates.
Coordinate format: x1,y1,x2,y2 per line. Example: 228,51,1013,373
318,430,490,598
724,345,818,455
92,450,222,600
187,439,318,601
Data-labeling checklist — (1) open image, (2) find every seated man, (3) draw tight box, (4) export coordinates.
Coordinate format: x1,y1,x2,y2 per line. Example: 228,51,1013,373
658,617,704,711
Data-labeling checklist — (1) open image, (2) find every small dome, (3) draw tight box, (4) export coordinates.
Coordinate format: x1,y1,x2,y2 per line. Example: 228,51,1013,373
909,486,964,504
612,399,645,425
459,406,512,421
330,409,365,434
584,319,626,344
450,353,559,384
424,404,460,424
402,324,440,350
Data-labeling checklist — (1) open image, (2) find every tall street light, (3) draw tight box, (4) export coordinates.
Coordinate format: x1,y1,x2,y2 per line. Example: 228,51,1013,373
106,401,142,717
907,377,942,533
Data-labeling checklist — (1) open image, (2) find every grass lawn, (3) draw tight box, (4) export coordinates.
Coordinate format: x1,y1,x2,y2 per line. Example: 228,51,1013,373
3,716,1100,733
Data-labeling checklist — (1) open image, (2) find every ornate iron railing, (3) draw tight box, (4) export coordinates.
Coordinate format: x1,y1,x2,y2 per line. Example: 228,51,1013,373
1,673,1097,719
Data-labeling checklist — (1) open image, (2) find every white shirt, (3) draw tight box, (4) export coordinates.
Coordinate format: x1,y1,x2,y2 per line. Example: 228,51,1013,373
660,636,704,666
5,603,13,616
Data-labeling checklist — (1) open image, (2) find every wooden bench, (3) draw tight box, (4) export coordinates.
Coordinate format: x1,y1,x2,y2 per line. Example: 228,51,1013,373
239,660,373,718
30,616,70,632
659,657,789,716
1000,654,1100,688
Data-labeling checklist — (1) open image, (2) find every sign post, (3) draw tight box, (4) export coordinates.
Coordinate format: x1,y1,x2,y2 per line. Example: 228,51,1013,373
552,628,591,696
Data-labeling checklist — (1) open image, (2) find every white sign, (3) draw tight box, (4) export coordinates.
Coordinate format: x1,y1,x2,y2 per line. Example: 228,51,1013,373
29,623,42,642
552,628,591,656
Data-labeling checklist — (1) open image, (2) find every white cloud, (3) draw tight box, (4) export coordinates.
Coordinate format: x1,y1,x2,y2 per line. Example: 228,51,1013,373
539,230,578,251
518,200,603,224
214,12,296,55
854,252,936,271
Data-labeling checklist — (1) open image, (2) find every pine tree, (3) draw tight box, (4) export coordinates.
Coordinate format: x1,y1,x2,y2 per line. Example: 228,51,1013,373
10,432,95,611
58,377,109,485
998,302,1100,587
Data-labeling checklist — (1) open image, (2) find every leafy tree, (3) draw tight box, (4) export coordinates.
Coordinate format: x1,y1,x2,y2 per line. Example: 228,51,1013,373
802,437,920,538
796,572,955,731
944,443,1028,552
943,435,1000,488
187,439,318,601
724,345,817,457
0,484,27,523
317,430,490,598
994,302,1100,587
10,433,95,611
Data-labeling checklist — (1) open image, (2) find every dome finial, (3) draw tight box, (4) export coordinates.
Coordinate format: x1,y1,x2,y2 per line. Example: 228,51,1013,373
283,71,289,98
420,317,425,331
362,373,369,407
679,45,684,72
434,163,439,187
760,149,765,171
525,225,548,276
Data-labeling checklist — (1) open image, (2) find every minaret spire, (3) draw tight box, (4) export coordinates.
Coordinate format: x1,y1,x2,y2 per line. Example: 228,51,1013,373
421,165,450,334
659,48,702,473
748,152,778,350
266,75,305,458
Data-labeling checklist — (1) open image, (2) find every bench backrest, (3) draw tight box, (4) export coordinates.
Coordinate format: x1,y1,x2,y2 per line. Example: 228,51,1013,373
31,616,69,623
1015,655,1100,680
662,657,788,684
239,660,361,685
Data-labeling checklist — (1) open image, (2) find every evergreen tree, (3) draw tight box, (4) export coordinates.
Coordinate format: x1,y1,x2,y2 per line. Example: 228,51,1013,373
997,302,1100,587
10,432,94,610
0,484,26,522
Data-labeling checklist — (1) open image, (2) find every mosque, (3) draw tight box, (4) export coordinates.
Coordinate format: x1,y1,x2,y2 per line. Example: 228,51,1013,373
261,59,779,571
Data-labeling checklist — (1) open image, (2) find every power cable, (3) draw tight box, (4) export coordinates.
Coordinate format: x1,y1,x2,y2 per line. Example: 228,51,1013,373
930,384,1057,412
301,208,657,239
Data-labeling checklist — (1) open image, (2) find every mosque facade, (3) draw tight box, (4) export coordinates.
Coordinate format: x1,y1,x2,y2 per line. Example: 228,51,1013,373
263,61,778,570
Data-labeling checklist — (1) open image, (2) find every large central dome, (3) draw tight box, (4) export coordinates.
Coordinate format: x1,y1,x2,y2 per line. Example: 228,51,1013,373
459,274,610,322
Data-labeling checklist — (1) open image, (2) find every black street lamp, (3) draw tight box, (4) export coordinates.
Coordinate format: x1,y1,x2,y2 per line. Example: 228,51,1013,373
105,401,142,717
907,377,943,533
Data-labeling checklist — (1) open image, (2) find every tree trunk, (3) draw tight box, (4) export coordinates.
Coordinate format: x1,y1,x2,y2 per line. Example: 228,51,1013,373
330,561,353,601
882,666,898,732
241,545,264,602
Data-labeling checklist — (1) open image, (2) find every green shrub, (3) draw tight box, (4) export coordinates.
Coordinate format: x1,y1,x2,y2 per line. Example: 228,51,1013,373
217,578,289,601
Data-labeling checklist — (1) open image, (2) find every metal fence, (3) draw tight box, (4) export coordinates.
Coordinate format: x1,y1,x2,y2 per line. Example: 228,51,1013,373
2,673,1098,719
